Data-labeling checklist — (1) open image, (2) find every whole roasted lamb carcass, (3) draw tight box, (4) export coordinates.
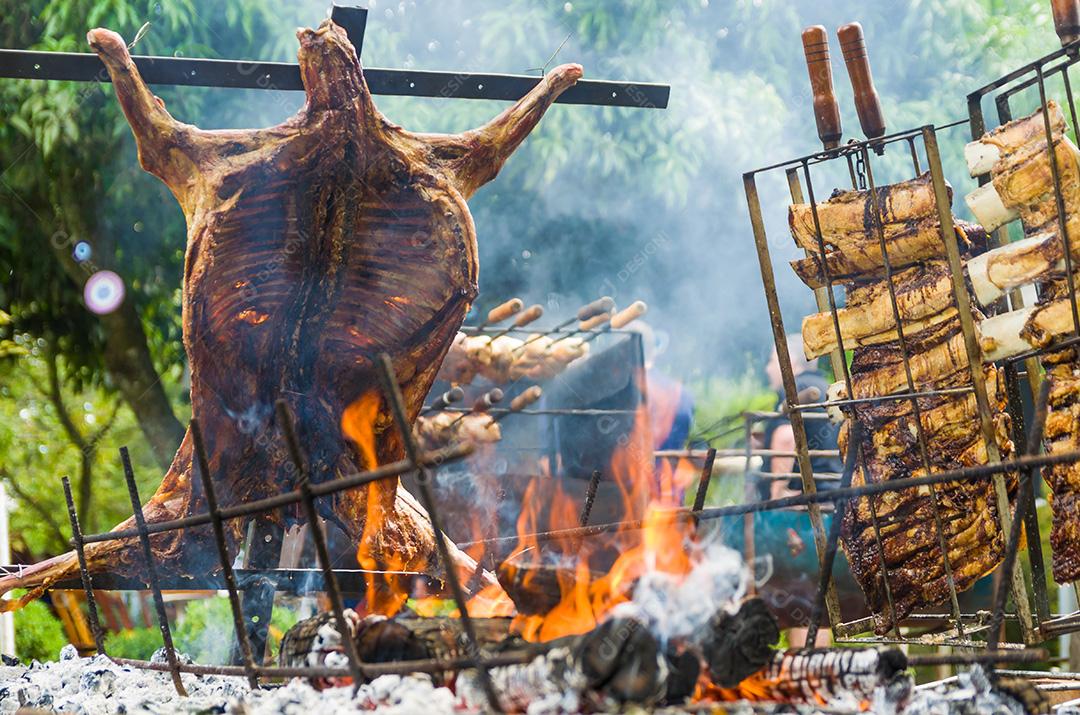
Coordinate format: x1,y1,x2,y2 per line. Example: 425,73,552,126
0,20,581,605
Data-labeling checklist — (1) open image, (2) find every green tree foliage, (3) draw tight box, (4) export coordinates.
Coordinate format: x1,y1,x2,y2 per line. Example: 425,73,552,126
13,595,67,662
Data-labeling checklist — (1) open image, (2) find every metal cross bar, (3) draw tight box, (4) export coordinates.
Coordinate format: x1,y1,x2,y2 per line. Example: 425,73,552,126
805,421,863,646
49,567,398,593
374,352,503,713
988,380,1051,656
190,419,259,688
0,4,668,108
74,443,473,545
456,449,1080,551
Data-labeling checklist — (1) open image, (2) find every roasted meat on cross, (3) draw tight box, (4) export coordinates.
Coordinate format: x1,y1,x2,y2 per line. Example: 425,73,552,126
0,20,582,606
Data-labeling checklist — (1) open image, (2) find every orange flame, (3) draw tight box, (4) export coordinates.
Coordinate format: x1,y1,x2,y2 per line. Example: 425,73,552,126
342,391,409,616
461,398,711,644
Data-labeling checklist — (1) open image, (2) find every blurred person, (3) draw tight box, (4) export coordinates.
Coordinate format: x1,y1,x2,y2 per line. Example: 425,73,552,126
761,334,843,500
758,334,847,648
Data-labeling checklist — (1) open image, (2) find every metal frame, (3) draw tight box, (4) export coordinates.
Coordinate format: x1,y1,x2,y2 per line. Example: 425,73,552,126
965,38,1080,645
742,122,1039,648
59,354,523,710
0,4,669,109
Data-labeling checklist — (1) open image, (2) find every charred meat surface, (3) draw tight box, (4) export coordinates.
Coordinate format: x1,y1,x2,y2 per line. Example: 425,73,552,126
786,171,1013,633
0,20,582,606
839,312,1013,633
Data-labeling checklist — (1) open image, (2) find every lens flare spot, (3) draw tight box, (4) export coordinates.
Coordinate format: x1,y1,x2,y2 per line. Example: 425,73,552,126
84,271,125,315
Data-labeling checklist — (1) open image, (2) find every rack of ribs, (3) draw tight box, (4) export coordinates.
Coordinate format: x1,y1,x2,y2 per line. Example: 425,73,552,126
967,101,1080,584
0,19,582,608
788,175,1014,634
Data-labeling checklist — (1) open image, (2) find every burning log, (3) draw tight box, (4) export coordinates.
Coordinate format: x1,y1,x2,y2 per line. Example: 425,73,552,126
278,599,919,712
0,20,582,606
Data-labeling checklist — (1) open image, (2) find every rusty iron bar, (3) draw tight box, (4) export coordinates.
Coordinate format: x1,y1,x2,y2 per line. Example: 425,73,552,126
61,476,106,656
906,649,1048,667
691,448,717,528
988,88,1051,625
801,155,898,637
784,168,850,388
907,136,921,173
805,421,863,646
76,443,474,545
457,449,1080,550
275,400,366,692
579,470,602,527
108,648,545,680
861,143,964,637
988,379,1051,656
1036,64,1080,341
375,353,503,714
802,153,904,637
789,385,974,412
119,447,187,697
744,167,841,633
742,415,756,596
925,124,1036,642
190,419,259,688
747,119,968,175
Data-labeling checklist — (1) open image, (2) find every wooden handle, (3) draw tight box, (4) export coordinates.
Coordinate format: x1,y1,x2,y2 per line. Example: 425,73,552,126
433,386,465,410
610,300,647,329
802,25,842,149
579,312,612,331
510,386,542,412
513,304,544,327
485,298,523,325
472,388,504,412
577,296,616,321
837,23,886,140
1053,0,1080,46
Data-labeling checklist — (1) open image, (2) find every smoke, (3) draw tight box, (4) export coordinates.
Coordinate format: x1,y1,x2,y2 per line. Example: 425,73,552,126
611,531,747,645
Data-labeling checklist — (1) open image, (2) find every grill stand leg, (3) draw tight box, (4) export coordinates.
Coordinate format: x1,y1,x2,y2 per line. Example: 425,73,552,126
230,517,283,666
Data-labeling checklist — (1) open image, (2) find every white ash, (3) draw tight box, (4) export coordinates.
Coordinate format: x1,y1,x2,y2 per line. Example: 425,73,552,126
0,645,470,715
880,666,1029,715
456,644,587,714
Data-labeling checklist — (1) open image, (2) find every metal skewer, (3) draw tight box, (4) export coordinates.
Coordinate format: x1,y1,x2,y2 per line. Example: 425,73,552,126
422,386,466,414
486,303,543,341
512,296,614,355
446,388,505,428
472,298,523,332
577,300,648,347
485,386,543,425
542,311,614,354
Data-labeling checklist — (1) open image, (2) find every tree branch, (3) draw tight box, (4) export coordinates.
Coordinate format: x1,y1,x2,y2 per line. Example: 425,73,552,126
43,344,87,453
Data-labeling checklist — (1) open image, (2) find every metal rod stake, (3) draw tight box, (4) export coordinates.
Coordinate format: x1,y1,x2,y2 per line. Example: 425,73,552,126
275,400,366,692
119,447,187,697
375,353,503,713
190,420,259,688
61,476,106,656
